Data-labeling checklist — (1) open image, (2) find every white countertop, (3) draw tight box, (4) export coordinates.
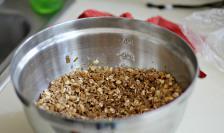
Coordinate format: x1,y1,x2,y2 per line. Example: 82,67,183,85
1,0,224,132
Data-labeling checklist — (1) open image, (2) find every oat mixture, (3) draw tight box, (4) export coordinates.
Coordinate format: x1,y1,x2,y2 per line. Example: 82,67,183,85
36,66,183,120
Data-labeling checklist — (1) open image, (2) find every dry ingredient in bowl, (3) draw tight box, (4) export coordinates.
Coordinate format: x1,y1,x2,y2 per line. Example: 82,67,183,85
36,66,183,120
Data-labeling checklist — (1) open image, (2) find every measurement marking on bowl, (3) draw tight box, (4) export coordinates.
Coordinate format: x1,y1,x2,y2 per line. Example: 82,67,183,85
118,51,135,61
117,38,135,67
122,38,134,46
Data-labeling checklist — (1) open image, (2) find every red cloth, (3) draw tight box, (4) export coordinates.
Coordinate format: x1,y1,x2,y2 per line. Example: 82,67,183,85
78,9,206,78
119,12,134,19
146,16,195,50
78,9,114,18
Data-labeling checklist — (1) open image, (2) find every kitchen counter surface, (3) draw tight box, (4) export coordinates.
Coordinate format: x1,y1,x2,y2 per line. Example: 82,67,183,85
0,0,223,132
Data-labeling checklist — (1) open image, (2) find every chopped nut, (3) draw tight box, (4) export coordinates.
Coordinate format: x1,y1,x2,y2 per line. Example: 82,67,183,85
44,90,51,96
116,80,122,84
109,67,113,72
104,108,108,113
93,59,99,65
69,95,76,101
133,99,139,105
36,66,183,120
89,66,96,71
150,87,156,92
124,99,130,106
97,88,103,94
141,90,145,95
51,81,55,85
166,74,171,78
165,96,174,102
78,79,83,84
55,103,64,111
65,55,70,63
61,87,66,93
172,92,179,98
155,90,161,96
79,104,85,112
99,102,104,107
89,79,94,84
109,107,115,113
124,76,129,80
65,80,70,85
117,95,122,99
159,79,165,84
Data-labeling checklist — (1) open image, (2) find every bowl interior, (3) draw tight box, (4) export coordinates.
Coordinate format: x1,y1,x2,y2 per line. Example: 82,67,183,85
11,18,197,108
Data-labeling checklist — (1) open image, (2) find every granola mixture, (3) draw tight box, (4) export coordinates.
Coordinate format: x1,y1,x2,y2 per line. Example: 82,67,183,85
36,66,183,120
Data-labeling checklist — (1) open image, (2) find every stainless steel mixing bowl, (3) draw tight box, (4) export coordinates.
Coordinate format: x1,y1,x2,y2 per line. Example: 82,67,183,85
10,17,198,133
